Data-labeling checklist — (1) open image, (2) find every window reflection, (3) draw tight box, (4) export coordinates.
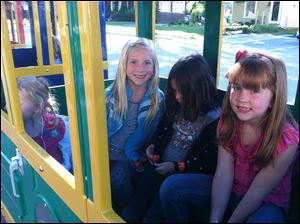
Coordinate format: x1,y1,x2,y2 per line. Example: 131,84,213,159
5,1,32,48
50,1,62,64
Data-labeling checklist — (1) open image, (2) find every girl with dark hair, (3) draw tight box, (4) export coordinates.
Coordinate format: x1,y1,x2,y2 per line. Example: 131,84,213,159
121,53,220,222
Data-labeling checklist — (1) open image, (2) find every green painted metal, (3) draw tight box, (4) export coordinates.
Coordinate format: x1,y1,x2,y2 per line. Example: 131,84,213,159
66,2,93,200
50,86,68,116
290,84,299,122
1,80,6,110
1,132,81,223
137,1,153,40
203,1,222,81
1,133,25,221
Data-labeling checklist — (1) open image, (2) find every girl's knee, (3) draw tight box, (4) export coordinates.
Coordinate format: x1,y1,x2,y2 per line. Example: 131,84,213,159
160,175,180,200
247,203,285,223
160,176,174,194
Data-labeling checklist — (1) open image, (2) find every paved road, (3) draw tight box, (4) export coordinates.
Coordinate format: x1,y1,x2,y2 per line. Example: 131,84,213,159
219,33,299,104
106,25,299,103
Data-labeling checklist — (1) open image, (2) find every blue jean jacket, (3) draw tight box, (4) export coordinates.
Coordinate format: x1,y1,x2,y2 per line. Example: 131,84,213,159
105,81,165,162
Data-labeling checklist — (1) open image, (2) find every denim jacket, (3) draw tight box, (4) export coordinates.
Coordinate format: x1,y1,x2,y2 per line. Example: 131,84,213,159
105,81,165,162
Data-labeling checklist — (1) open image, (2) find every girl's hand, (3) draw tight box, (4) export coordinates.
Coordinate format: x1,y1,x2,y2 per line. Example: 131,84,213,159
154,161,175,176
145,144,160,165
135,156,147,172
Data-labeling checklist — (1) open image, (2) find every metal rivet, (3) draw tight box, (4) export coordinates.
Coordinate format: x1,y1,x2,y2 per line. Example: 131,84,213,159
39,166,44,172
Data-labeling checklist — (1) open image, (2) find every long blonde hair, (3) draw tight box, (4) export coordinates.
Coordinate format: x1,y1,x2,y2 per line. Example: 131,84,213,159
17,76,59,115
108,37,160,123
219,53,298,167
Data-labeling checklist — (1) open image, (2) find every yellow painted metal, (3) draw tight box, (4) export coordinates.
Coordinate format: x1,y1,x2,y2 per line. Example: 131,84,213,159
15,65,63,77
216,2,225,87
1,201,14,223
1,112,86,219
45,1,55,65
1,59,13,124
32,1,43,66
1,1,23,132
57,2,88,221
77,2,123,222
152,1,156,44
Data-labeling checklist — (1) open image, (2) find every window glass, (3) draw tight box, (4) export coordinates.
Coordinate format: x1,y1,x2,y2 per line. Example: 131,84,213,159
271,1,280,22
219,1,299,104
105,1,136,79
17,76,73,175
155,1,204,77
5,1,32,48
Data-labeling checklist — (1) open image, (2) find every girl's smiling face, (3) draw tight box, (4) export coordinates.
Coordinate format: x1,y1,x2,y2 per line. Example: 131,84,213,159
126,46,154,89
229,83,273,125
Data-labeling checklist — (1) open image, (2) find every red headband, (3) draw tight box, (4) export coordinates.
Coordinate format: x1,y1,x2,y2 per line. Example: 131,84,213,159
235,50,248,63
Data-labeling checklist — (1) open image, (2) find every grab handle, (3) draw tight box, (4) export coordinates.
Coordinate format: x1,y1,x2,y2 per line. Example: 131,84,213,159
9,148,24,197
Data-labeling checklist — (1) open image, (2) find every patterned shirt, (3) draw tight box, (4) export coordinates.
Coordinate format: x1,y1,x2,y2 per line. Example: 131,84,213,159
162,111,217,162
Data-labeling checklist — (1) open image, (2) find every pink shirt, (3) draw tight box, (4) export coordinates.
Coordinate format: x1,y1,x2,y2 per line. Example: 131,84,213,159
34,114,66,164
218,120,299,210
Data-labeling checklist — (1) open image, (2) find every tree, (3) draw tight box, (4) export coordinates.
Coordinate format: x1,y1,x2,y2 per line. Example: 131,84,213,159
186,1,206,16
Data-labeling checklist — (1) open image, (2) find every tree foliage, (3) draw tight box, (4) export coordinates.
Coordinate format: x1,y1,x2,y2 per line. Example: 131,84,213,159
186,1,206,16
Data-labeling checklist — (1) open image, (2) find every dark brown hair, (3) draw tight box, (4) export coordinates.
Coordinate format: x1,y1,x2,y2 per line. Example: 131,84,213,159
165,53,218,122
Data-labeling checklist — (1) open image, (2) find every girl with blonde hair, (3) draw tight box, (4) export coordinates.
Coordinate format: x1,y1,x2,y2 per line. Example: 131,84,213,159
105,37,165,212
18,76,72,172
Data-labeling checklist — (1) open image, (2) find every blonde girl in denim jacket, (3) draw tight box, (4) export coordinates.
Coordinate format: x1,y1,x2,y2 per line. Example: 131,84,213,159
105,37,165,213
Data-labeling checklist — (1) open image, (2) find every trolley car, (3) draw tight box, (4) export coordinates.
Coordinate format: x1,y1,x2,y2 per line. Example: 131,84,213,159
1,1,298,223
